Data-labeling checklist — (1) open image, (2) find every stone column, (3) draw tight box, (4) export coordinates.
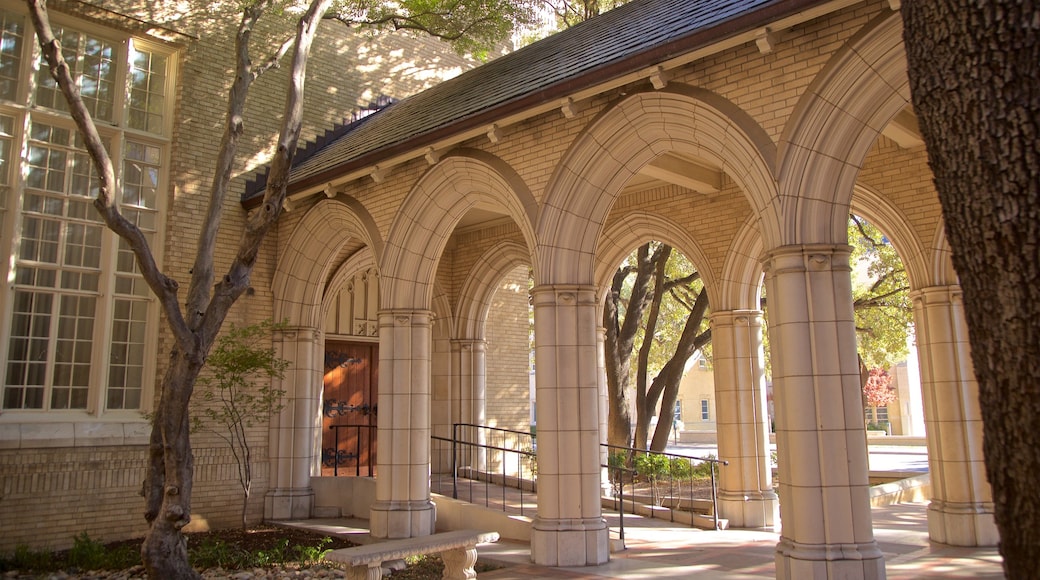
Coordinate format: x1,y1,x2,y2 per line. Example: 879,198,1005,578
763,245,884,580
265,326,321,520
370,310,436,539
711,309,778,529
529,285,609,566
911,286,997,546
452,339,488,471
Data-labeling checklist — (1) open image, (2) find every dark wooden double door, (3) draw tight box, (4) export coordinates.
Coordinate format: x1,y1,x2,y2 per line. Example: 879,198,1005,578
321,341,378,476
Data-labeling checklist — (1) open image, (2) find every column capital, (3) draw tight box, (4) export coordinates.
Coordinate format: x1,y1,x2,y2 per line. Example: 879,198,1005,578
271,325,322,342
909,284,963,305
761,243,854,274
451,338,488,352
378,309,434,327
710,309,764,327
530,284,598,306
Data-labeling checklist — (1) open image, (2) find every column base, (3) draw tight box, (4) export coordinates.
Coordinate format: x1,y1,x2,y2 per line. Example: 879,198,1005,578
775,537,885,580
265,487,314,520
531,517,609,566
718,490,779,529
370,500,436,539
927,500,999,546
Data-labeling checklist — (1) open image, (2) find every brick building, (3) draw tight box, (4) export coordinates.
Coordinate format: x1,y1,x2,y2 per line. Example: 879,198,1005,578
0,1,994,579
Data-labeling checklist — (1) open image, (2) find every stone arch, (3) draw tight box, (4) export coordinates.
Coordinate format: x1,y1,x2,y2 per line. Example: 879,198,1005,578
594,211,719,308
850,184,929,292
930,219,957,287
777,9,908,245
538,86,779,286
321,247,378,327
273,196,383,328
381,150,537,310
456,240,532,340
718,217,765,312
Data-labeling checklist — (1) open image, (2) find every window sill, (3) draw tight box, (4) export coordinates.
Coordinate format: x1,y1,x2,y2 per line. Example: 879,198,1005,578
0,415,150,448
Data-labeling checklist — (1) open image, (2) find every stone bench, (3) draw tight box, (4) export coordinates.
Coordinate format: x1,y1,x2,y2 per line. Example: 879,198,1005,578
325,529,500,580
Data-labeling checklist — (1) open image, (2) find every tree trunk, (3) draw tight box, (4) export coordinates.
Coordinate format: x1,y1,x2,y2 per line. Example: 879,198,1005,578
141,350,205,580
603,292,633,448
633,245,670,450
902,3,1040,576
603,244,658,448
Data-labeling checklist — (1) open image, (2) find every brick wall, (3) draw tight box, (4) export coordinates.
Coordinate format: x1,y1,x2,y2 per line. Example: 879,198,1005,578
484,266,532,431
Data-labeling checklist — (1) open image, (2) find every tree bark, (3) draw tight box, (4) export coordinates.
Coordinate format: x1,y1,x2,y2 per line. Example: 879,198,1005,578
648,288,710,451
603,245,657,448
902,2,1040,576
633,245,670,450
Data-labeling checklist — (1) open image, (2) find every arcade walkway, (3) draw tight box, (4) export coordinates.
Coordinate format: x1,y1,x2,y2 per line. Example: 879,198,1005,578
284,501,1003,579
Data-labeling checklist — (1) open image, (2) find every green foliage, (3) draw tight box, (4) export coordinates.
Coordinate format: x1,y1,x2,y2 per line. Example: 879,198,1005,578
329,0,537,59
294,536,333,565
1,534,136,573
68,532,105,569
668,456,693,479
0,545,52,572
849,215,912,369
194,320,291,528
633,451,670,482
689,454,719,480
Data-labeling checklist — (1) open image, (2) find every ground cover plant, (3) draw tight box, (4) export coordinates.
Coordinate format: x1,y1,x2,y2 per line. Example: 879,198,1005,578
0,526,501,578
0,526,349,576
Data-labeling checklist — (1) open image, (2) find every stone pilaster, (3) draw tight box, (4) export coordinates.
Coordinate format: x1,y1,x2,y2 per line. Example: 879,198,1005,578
711,310,778,529
764,245,885,580
911,286,997,546
451,339,488,471
369,310,436,539
265,326,321,520
529,285,609,566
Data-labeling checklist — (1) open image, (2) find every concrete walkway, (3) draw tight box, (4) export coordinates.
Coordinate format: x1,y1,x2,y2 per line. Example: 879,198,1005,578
282,501,1004,579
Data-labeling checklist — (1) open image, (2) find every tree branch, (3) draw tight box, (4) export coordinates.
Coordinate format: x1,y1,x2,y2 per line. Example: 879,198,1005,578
25,0,193,351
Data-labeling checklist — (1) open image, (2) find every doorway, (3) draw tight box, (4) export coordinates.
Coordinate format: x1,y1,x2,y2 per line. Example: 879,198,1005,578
321,341,378,476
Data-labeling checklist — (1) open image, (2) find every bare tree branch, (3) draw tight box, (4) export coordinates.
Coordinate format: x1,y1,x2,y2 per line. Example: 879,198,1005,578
26,0,193,351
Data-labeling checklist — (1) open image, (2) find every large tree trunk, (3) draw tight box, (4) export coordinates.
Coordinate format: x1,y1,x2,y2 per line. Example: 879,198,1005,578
633,245,670,450
603,292,633,448
603,244,658,448
902,3,1040,576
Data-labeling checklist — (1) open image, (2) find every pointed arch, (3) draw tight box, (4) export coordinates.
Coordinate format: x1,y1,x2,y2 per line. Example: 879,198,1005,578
380,150,537,310
930,219,957,287
719,217,765,312
777,9,909,246
594,211,718,308
273,196,383,327
850,184,929,292
456,240,532,340
538,87,778,286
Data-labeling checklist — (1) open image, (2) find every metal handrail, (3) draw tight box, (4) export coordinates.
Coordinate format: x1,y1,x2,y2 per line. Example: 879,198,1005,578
601,443,729,530
437,425,728,533
324,424,377,477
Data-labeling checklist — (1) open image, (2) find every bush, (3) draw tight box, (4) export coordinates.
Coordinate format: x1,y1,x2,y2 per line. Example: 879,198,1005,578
690,454,720,480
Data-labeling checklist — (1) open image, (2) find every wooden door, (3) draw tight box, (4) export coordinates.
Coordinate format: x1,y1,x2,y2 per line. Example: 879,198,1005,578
321,341,378,476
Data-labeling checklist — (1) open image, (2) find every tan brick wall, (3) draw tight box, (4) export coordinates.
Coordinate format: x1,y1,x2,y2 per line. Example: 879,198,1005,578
484,266,532,432
0,0,482,552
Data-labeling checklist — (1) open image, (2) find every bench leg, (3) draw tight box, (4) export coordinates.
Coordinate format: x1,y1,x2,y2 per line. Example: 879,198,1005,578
440,545,478,580
348,563,384,580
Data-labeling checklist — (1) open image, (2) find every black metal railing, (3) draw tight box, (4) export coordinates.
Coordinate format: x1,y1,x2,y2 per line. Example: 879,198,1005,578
602,443,729,531
431,423,539,516
323,424,377,477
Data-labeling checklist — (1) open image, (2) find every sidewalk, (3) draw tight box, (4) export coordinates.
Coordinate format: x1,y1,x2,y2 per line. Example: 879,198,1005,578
284,501,1004,579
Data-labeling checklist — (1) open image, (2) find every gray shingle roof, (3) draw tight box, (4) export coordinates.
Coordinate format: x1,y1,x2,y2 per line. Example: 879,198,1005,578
256,0,825,200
